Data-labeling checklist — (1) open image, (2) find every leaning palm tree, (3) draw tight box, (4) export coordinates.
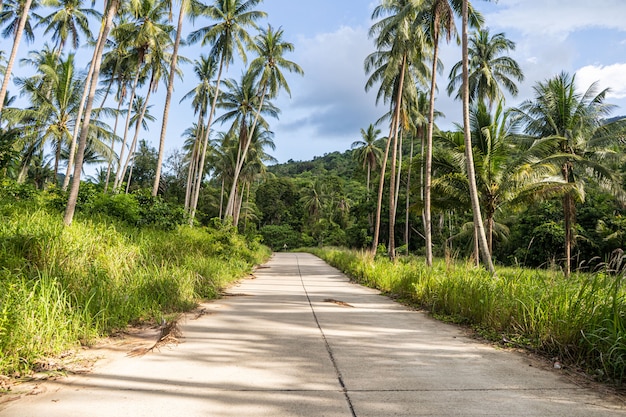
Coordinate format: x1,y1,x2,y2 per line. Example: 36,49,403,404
186,0,266,224
0,0,39,116
64,0,120,226
514,72,626,277
223,24,303,221
447,28,524,109
351,123,383,194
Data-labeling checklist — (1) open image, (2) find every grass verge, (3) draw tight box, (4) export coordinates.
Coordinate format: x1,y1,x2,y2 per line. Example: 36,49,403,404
307,247,626,385
0,204,270,377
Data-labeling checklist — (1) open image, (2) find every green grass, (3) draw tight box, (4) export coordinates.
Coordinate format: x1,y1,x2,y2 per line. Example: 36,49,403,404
0,202,270,376
308,247,626,384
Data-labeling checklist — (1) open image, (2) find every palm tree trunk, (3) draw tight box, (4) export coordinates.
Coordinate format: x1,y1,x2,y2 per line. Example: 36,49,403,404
64,0,119,226
564,192,573,277
224,85,268,220
219,176,224,219
0,0,32,116
104,95,124,193
372,128,393,253
114,69,141,190
461,0,495,274
388,55,407,260
405,134,414,248
63,40,98,191
120,74,154,186
152,0,185,196
189,56,225,225
425,33,440,267
394,129,403,212
184,124,202,210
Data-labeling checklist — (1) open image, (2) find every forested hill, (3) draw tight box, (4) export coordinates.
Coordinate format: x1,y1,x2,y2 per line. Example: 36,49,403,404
268,150,360,179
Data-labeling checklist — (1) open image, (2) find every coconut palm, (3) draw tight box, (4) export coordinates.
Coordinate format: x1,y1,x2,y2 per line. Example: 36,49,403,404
216,68,280,224
35,0,99,54
514,72,626,277
16,52,82,181
0,0,39,116
461,0,494,273
447,28,524,108
223,24,303,222
366,0,430,259
119,95,155,190
186,0,266,224
64,0,120,226
352,124,383,194
180,55,218,210
112,0,173,190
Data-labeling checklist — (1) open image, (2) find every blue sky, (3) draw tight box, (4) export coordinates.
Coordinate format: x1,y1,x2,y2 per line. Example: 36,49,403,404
257,0,626,163
3,0,626,167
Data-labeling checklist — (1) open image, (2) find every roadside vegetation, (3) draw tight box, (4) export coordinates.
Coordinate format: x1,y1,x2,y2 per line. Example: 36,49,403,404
3,0,626,390
0,181,270,377
309,247,626,385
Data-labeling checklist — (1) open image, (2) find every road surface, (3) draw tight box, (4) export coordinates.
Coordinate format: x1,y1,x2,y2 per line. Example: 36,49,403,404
1,252,624,416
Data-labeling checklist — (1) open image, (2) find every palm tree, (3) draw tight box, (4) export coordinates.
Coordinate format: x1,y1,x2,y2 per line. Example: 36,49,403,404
461,0,494,273
514,72,625,277
0,0,39,116
366,0,429,258
152,0,205,196
223,24,303,221
112,0,173,191
215,69,280,224
16,52,82,181
119,95,155,190
351,123,383,194
447,28,524,108
64,0,120,226
186,0,266,224
35,0,99,54
180,54,217,210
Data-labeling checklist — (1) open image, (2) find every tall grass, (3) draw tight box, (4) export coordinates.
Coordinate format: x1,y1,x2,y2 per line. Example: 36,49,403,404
309,248,626,384
0,203,270,376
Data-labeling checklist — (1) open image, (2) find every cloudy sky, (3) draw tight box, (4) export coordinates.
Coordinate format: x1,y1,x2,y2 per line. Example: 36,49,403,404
248,0,626,163
3,1,626,166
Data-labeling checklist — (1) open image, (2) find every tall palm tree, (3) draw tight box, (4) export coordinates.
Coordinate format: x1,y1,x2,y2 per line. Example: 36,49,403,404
366,0,429,258
223,24,303,221
186,0,266,224
180,54,217,210
514,72,625,277
0,0,39,116
64,0,120,226
152,0,204,196
447,28,523,108
112,0,173,190
351,123,383,194
461,0,494,273
215,69,279,224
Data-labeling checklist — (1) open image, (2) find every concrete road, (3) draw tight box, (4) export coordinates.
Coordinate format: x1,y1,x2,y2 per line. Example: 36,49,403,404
2,252,625,416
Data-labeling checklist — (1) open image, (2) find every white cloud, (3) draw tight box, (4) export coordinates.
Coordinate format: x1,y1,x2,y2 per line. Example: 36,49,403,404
270,25,384,161
485,0,626,38
576,63,626,99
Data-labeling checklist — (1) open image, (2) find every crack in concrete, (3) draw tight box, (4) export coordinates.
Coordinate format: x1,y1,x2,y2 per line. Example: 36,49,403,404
296,254,358,417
